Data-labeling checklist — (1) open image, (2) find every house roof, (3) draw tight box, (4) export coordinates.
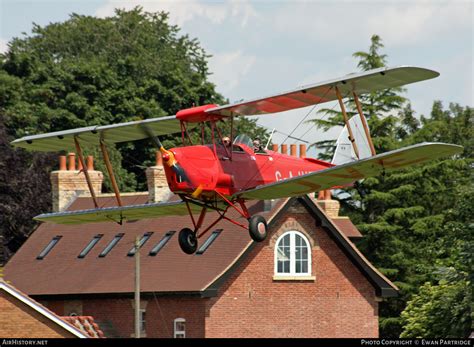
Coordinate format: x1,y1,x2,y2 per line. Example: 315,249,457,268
331,217,363,239
4,194,397,298
0,279,88,338
4,196,283,296
61,316,105,338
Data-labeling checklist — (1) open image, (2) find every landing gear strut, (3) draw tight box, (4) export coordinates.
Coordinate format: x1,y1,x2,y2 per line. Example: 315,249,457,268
248,215,268,242
179,197,268,254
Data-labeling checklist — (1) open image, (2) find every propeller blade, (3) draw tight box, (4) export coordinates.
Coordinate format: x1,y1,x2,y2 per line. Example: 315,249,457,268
139,124,192,186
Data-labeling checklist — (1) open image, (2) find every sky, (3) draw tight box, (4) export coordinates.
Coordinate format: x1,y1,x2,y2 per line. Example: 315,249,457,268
0,0,472,155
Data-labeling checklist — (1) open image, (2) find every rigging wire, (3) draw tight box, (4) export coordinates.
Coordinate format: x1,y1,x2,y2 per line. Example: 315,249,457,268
239,87,335,191
258,125,309,144
152,291,172,336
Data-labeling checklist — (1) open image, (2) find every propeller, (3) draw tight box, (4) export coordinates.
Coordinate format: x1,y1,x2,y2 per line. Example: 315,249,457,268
139,124,191,185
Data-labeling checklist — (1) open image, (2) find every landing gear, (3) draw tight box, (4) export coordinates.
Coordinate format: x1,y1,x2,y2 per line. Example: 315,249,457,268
248,215,267,242
179,197,268,254
179,228,198,254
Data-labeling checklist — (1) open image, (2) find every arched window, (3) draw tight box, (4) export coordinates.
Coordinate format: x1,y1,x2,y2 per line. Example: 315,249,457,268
274,231,311,276
174,318,186,338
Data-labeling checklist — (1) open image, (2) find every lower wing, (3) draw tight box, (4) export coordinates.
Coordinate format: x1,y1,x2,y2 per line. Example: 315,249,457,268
34,200,202,225
236,143,463,200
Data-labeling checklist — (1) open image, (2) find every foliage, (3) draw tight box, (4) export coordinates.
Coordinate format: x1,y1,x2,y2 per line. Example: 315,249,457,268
308,35,473,338
346,101,473,338
399,185,473,338
308,35,407,160
0,7,225,192
400,278,471,338
0,114,56,262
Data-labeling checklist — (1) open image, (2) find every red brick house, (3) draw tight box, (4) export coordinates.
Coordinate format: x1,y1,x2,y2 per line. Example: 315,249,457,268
4,151,397,338
0,279,87,338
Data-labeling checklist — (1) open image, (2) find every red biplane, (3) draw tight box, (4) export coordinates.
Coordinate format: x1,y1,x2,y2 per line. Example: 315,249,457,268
12,66,463,254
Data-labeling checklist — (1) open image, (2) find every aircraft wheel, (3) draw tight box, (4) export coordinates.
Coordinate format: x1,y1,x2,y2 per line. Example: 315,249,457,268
248,215,267,242
179,228,198,254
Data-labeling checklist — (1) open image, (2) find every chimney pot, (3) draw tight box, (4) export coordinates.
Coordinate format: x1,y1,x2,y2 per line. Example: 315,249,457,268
324,189,332,200
299,144,306,158
290,144,297,157
318,191,325,200
86,156,94,171
155,151,163,166
281,144,288,155
59,156,67,171
77,159,83,171
271,144,279,152
67,153,76,171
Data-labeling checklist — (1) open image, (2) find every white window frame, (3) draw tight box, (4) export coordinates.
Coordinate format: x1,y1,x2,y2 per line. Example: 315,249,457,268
174,318,186,338
274,230,311,277
139,309,146,333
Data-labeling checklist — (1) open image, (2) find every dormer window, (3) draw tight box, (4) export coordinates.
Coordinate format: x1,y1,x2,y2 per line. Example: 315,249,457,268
274,231,311,276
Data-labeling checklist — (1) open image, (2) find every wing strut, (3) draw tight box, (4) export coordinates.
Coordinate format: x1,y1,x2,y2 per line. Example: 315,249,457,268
353,92,376,156
74,136,99,209
335,86,360,159
99,140,123,207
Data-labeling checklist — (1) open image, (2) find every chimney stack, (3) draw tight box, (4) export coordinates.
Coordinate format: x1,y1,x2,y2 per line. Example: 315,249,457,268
51,154,103,212
315,189,340,218
146,151,172,203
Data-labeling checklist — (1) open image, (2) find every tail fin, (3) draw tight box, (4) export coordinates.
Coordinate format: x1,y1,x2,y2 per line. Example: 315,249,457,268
331,116,372,165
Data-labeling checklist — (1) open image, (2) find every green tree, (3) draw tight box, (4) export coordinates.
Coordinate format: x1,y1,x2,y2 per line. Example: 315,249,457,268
305,35,473,337
308,35,406,159
350,103,473,337
0,7,224,192
0,114,56,261
400,181,473,338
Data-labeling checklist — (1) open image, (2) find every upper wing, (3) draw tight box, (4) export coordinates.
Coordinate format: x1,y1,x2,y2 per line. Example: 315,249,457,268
11,115,193,152
235,143,462,200
206,66,439,117
34,200,202,225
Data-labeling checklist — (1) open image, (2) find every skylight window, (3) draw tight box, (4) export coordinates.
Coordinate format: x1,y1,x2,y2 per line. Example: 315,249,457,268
78,234,103,258
128,232,154,257
37,236,62,260
196,230,222,255
99,233,124,258
149,231,175,256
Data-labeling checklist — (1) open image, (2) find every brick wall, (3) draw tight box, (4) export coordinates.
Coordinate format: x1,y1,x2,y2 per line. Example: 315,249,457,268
0,292,75,338
204,202,378,338
41,296,206,338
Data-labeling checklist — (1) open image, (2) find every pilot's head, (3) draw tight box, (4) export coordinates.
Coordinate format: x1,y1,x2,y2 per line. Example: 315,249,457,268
253,138,261,148
222,136,231,147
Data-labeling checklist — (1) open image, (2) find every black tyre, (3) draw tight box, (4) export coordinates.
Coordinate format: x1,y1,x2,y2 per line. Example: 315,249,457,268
179,228,198,254
248,215,267,242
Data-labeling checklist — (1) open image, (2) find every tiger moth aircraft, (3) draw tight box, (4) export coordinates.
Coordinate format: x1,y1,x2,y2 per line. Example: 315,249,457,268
12,66,463,254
